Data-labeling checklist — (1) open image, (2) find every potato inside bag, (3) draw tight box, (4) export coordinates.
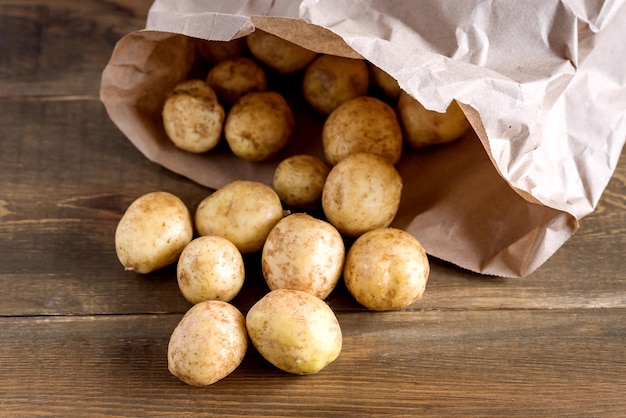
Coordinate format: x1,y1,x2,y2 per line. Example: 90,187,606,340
100,0,626,278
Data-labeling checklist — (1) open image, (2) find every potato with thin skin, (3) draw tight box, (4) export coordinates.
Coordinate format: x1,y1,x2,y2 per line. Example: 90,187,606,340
368,63,401,100
262,213,344,300
194,180,284,254
302,55,370,115
206,56,267,106
224,91,295,161
115,191,192,274
343,227,430,311
246,289,342,375
323,96,403,166
397,91,471,148
162,80,225,153
197,38,247,64
272,154,330,210
322,153,403,237
246,29,317,74
176,236,245,304
168,301,248,386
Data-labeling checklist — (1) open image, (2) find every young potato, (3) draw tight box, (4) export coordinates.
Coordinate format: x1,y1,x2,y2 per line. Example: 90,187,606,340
262,213,344,300
302,55,370,115
368,63,401,100
343,228,430,311
168,301,248,386
176,236,245,304
197,38,248,64
162,79,225,153
194,180,284,254
246,289,342,375
323,96,403,165
224,91,295,161
272,154,330,210
246,29,317,74
397,91,471,148
322,153,403,237
206,56,267,106
115,191,193,274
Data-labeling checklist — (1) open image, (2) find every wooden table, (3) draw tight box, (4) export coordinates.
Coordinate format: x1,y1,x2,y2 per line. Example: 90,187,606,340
2,1,625,416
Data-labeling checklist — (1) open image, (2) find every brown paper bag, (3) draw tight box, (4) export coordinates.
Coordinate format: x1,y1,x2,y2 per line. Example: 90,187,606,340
100,0,626,278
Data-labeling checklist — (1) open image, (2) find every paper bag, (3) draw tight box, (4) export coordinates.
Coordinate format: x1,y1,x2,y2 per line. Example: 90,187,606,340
100,0,626,278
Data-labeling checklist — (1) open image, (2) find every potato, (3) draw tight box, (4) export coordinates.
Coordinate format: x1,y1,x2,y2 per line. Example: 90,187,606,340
322,153,403,237
368,63,401,100
262,213,344,300
224,91,295,161
246,29,317,74
343,228,430,311
246,289,342,375
322,96,403,165
176,236,245,304
302,55,369,115
168,300,248,386
272,154,330,210
197,38,247,64
195,180,284,254
397,91,471,148
115,191,193,274
206,56,267,106
162,79,225,153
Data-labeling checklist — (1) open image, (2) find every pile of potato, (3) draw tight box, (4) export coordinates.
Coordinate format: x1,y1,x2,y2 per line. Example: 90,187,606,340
115,30,471,386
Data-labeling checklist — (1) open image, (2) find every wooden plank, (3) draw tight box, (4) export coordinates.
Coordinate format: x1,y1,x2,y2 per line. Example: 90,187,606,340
1,310,624,416
0,0,151,97
0,97,211,203
0,95,209,315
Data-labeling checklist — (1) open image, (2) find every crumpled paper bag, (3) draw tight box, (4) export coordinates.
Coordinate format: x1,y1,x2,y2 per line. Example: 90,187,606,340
100,0,626,278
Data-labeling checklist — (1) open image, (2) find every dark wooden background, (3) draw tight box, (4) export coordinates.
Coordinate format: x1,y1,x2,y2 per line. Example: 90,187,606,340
1,1,625,416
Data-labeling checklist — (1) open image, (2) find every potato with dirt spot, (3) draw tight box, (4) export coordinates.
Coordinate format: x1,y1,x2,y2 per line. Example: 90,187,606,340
302,55,370,115
176,236,245,304
224,91,295,161
162,79,225,153
206,56,267,106
246,29,317,74
343,227,430,311
194,180,284,254
168,300,248,386
115,191,193,274
323,96,403,165
246,289,342,375
262,213,344,300
272,154,330,210
397,91,471,148
322,153,403,237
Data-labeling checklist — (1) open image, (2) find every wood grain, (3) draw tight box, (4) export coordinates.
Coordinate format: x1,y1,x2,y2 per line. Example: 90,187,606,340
1,0,625,416
0,0,153,97
1,310,624,416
